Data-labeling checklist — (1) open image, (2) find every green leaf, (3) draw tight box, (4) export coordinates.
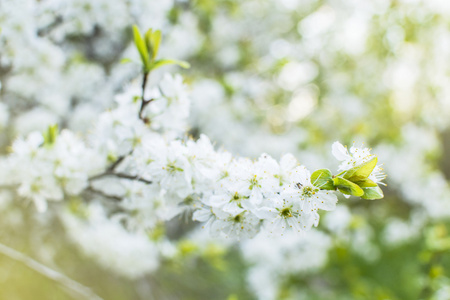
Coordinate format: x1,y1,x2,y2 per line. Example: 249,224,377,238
310,169,334,190
120,58,133,64
343,156,378,181
333,177,364,197
132,25,151,71
361,186,384,200
144,29,161,61
152,59,190,70
354,178,378,188
144,29,153,59
43,124,58,146
151,30,161,60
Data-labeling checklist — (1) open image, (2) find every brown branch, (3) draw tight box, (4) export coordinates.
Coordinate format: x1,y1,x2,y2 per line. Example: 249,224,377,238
138,72,155,122
114,172,153,184
89,172,152,185
88,65,155,198
106,155,126,172
85,186,122,202
37,16,63,36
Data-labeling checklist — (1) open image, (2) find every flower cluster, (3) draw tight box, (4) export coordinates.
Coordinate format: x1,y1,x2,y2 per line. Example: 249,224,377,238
2,128,104,212
0,24,386,244
193,156,338,238
2,66,385,241
332,141,386,186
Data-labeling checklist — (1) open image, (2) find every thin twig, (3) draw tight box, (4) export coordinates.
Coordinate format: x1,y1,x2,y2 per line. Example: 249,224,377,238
87,70,154,198
85,186,122,202
88,152,129,181
0,241,103,300
115,173,153,184
106,155,126,172
37,16,63,36
89,172,152,185
138,72,154,122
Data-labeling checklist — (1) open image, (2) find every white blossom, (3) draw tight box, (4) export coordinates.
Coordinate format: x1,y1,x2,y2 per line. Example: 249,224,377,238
332,141,386,185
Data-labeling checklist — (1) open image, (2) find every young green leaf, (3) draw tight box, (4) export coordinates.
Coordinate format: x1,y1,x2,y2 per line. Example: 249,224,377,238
354,178,378,188
361,186,384,200
152,59,190,70
311,169,334,190
132,25,151,71
144,29,153,59
120,58,133,64
151,30,161,60
343,156,378,181
333,177,364,197
43,124,59,146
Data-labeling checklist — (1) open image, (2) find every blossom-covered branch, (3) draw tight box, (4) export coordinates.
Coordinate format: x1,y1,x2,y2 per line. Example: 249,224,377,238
0,26,385,241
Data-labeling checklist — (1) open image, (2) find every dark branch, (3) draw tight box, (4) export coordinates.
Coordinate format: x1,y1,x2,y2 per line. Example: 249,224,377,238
138,72,154,122
89,172,152,185
114,172,153,184
106,155,126,172
85,186,122,202
87,63,155,200
37,16,63,36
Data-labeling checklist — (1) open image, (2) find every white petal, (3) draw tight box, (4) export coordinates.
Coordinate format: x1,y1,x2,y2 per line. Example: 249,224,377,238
316,192,338,211
212,206,230,219
223,202,245,215
291,166,311,186
301,198,313,212
192,208,212,222
251,207,278,220
332,141,350,161
299,213,315,231
249,189,263,205
280,153,298,172
266,218,286,235
287,217,300,231
312,211,320,227
208,194,229,207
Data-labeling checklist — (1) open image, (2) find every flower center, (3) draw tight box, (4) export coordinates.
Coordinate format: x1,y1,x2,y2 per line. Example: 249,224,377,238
301,186,317,198
280,207,293,218
248,175,261,190
166,162,183,173
229,192,247,208
232,192,241,201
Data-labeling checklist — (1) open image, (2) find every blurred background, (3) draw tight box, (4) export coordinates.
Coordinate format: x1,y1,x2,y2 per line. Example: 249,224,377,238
2,0,450,299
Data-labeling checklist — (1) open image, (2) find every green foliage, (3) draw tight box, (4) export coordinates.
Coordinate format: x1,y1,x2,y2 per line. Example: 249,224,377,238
353,178,378,188
426,224,450,251
312,157,383,200
153,59,190,70
333,177,364,197
120,58,133,64
311,168,334,190
43,124,58,147
147,29,161,60
361,186,384,200
343,157,378,182
131,25,190,73
316,157,385,200
132,25,151,71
